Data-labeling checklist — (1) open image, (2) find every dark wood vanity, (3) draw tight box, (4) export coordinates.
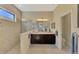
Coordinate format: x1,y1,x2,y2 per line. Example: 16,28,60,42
30,33,56,44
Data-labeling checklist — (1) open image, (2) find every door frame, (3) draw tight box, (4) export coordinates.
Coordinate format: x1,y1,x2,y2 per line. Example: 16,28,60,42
60,10,72,49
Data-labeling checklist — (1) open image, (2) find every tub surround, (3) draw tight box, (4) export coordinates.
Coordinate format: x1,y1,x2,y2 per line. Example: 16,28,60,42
20,31,56,53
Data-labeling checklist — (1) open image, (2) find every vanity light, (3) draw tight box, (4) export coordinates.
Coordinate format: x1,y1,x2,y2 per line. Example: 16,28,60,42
37,17,48,22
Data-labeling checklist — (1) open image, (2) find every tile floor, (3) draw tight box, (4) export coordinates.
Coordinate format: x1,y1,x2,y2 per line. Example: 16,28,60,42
26,44,70,54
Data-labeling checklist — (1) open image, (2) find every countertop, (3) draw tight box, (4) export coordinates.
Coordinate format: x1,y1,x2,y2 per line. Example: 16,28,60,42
21,31,55,35
28,31,55,34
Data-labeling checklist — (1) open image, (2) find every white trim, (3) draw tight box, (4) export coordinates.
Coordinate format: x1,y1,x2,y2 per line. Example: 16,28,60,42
60,10,72,17
60,10,72,49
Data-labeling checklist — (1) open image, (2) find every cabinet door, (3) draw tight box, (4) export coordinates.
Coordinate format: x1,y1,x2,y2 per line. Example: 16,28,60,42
31,34,43,44
43,34,56,44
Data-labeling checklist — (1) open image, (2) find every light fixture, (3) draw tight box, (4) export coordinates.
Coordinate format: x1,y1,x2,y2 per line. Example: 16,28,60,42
37,17,48,22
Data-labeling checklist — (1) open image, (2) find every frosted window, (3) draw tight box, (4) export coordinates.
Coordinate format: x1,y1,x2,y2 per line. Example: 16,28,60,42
0,8,16,22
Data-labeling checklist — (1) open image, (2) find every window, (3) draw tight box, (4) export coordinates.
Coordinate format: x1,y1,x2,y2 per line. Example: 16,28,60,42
0,8,16,22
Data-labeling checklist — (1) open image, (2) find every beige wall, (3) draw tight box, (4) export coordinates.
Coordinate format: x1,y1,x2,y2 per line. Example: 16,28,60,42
53,4,77,49
7,43,20,54
22,12,53,33
22,12,53,21
0,4,22,53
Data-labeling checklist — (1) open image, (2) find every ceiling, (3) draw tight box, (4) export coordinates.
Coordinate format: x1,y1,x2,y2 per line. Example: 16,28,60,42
15,4,57,12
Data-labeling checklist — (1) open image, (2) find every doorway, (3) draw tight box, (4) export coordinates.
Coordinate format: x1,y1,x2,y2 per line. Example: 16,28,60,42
61,13,71,50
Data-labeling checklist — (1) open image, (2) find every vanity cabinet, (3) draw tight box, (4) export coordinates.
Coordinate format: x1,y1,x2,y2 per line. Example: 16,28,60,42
31,34,56,44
